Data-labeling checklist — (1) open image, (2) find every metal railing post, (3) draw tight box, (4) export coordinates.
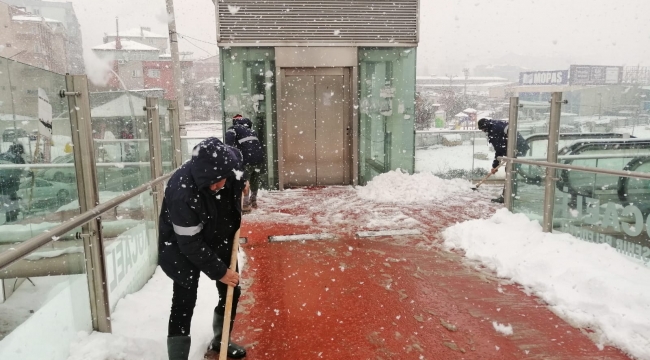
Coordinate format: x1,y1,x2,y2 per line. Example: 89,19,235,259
62,75,112,332
146,97,164,214
542,92,565,232
504,97,519,211
168,100,182,168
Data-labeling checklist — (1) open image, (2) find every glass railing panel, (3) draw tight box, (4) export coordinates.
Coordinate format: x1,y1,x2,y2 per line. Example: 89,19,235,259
0,59,82,243
511,163,546,226
0,55,90,360
559,89,650,138
90,91,151,197
181,137,205,163
415,130,490,180
102,186,158,310
553,166,650,265
0,239,92,359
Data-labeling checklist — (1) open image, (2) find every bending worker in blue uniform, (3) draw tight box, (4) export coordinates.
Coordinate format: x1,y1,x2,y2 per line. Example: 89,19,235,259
478,118,529,203
158,137,247,360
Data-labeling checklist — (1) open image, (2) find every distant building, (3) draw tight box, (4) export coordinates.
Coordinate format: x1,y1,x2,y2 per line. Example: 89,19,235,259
416,76,514,97
2,0,84,73
0,2,69,74
193,55,219,82
142,59,194,101
104,27,168,54
90,28,196,112
187,76,220,122
92,40,161,62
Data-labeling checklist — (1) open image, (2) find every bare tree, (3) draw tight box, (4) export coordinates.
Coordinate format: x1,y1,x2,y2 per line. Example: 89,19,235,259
415,92,436,130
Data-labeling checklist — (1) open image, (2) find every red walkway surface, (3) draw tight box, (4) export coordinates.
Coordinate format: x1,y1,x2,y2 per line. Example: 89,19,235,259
207,187,630,360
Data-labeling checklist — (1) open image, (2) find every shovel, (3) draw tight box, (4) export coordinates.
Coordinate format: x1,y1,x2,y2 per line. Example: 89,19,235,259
219,227,241,360
471,163,504,191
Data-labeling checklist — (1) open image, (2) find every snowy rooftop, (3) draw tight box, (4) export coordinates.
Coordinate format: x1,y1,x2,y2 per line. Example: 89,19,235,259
91,94,146,117
12,15,61,23
106,28,167,39
92,40,160,51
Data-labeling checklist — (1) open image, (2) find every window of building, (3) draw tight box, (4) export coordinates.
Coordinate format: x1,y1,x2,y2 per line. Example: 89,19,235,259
131,70,142,78
147,69,161,78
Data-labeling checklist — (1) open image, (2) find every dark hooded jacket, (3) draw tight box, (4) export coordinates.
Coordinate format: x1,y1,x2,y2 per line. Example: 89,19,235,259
158,137,245,288
225,118,264,166
0,144,25,196
481,120,530,168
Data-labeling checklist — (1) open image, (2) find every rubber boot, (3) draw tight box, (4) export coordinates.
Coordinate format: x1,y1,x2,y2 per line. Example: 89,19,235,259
167,336,191,360
242,195,252,214
209,313,246,359
250,191,257,209
491,195,505,204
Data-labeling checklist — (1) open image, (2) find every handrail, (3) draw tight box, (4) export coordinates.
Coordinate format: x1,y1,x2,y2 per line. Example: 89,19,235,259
0,171,174,271
186,121,222,125
522,153,650,161
0,162,173,169
500,156,650,180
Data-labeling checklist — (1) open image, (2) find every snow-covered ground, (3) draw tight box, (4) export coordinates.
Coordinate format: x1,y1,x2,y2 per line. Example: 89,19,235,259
415,143,504,178
357,170,474,203
444,209,650,360
66,254,247,360
4,170,646,359
57,171,478,360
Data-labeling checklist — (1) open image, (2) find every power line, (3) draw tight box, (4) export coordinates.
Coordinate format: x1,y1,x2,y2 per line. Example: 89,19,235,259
176,32,218,46
177,34,215,57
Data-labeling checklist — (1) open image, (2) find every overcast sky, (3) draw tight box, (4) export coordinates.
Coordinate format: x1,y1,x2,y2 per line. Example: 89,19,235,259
55,0,650,76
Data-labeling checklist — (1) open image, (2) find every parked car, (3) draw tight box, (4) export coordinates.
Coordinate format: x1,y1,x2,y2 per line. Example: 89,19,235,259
17,177,76,209
38,154,147,192
39,154,76,183
2,128,30,142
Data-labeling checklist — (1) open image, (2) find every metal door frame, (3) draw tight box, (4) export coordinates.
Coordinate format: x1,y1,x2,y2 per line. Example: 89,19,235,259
278,67,353,189
275,46,358,190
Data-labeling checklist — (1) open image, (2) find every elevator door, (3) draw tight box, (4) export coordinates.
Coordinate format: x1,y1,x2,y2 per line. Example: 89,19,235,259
281,68,350,187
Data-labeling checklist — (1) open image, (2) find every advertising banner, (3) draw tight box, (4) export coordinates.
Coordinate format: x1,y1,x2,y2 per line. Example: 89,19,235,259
519,70,569,85
570,65,623,85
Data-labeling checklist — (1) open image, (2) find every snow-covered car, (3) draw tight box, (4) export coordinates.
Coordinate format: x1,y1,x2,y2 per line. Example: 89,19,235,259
17,177,76,209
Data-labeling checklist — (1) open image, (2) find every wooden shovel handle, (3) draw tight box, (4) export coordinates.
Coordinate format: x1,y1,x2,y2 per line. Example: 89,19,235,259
474,163,504,189
219,227,241,360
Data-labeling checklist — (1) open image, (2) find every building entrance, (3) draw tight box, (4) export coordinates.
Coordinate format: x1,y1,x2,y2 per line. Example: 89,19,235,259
280,68,352,187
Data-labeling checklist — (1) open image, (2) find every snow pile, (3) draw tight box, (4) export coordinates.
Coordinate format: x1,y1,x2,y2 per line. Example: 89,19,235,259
443,209,650,359
356,170,472,203
66,249,247,360
67,332,165,360
492,321,513,336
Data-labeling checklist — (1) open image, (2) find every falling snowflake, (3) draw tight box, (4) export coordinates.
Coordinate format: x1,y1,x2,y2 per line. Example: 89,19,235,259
228,5,240,15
